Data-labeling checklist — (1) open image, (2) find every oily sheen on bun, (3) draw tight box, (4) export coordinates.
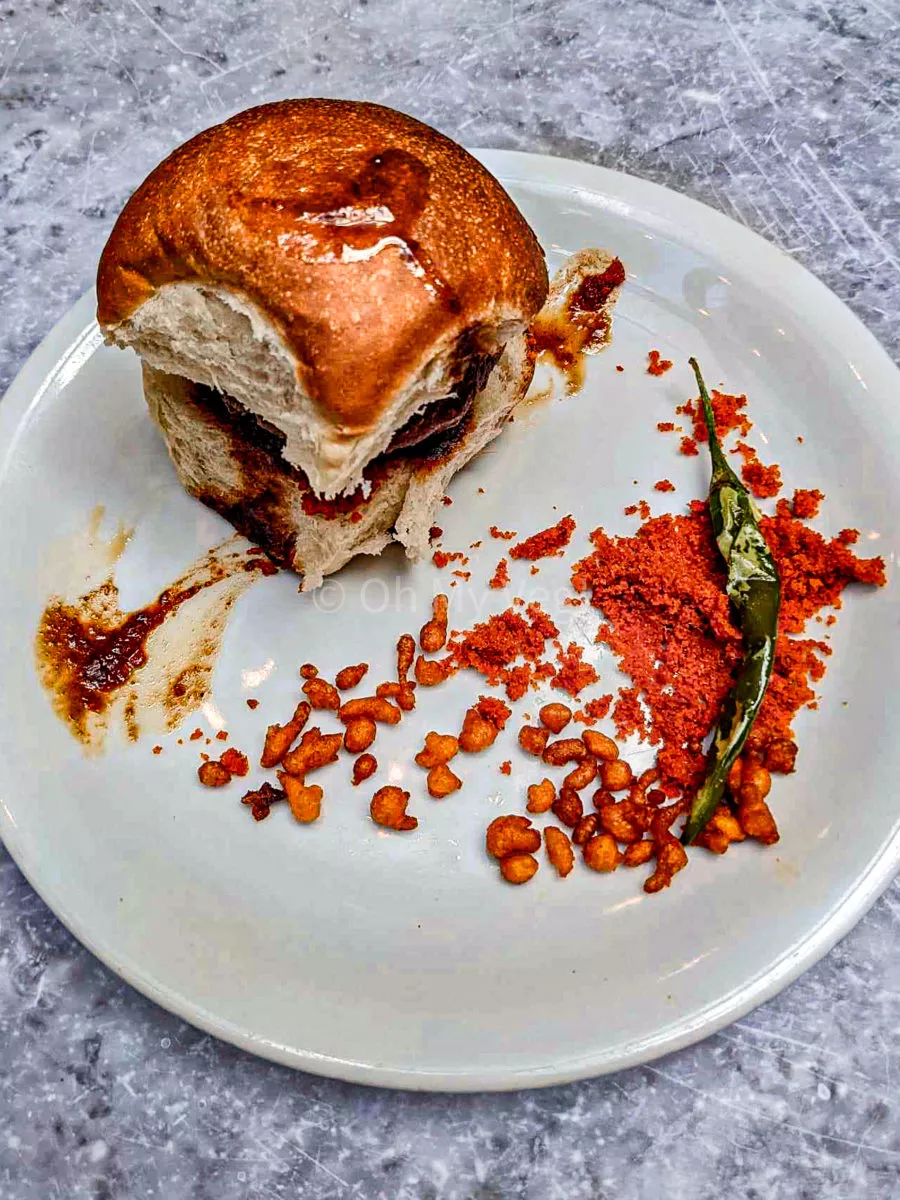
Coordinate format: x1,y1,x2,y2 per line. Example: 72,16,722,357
97,100,549,587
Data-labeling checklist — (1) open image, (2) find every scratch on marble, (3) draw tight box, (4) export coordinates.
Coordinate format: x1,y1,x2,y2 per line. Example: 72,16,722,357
713,0,777,106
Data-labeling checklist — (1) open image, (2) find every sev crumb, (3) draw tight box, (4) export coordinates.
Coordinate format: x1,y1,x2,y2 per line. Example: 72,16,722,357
499,760,512,775
657,421,677,432
489,559,510,589
190,728,203,741
152,745,162,755
215,730,229,741
679,436,699,456
654,479,676,493
510,515,576,561
490,526,517,541
647,349,673,376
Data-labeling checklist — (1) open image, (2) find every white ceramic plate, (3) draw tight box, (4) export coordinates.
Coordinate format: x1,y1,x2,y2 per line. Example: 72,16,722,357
0,151,897,1091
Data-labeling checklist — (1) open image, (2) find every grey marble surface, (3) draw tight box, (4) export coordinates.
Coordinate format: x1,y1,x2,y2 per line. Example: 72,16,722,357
1,1,899,1196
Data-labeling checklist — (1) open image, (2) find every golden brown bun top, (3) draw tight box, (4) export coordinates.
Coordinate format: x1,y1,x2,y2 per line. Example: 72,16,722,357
97,100,548,433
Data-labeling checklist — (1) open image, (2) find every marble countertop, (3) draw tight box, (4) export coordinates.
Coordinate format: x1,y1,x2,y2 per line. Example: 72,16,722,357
1,1,898,1196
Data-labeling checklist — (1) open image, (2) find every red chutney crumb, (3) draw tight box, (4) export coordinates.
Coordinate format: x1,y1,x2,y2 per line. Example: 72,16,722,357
679,389,752,443
432,550,466,569
616,364,625,373
510,515,576,561
429,525,443,539
739,453,782,499
647,350,674,376
654,479,676,493
552,641,599,697
657,421,677,433
442,496,453,506
447,604,559,699
490,526,517,541
215,730,229,742
571,507,885,789
246,698,259,710
489,559,510,590
573,694,614,725
680,436,699,457
349,511,363,525
499,760,512,776
152,745,162,755
788,488,824,520
190,728,203,741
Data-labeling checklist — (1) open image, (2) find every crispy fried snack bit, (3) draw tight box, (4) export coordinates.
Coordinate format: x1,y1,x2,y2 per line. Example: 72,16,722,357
572,812,601,845
241,782,285,821
370,786,417,831
600,759,633,792
564,758,597,791
551,786,584,828
583,833,623,873
598,802,643,844
485,815,541,859
518,725,549,756
376,680,417,711
198,760,231,787
260,700,311,768
299,663,318,679
526,778,556,814
282,729,343,777
623,839,655,868
581,730,619,762
542,737,588,767
539,702,572,734
396,633,416,683
644,840,688,893
544,826,575,877
352,753,377,786
343,717,377,754
415,732,459,769
338,697,402,725
459,708,499,753
696,805,746,854
765,738,798,774
278,773,323,823
335,663,369,691
219,748,249,777
414,655,454,687
500,853,539,884
419,594,449,653
427,763,462,798
738,795,780,845
302,677,341,711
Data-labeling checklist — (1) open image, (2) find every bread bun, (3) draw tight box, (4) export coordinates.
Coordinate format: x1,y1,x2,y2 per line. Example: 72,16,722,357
143,332,534,591
97,100,548,497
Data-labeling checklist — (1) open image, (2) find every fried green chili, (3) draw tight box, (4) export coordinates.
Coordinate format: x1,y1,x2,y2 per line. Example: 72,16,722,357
681,358,781,845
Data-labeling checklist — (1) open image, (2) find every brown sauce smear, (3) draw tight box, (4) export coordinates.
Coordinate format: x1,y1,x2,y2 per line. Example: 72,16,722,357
36,556,273,742
238,148,460,312
529,258,625,393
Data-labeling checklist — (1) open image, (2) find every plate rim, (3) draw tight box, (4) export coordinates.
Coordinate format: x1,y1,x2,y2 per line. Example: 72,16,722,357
1,148,898,1091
